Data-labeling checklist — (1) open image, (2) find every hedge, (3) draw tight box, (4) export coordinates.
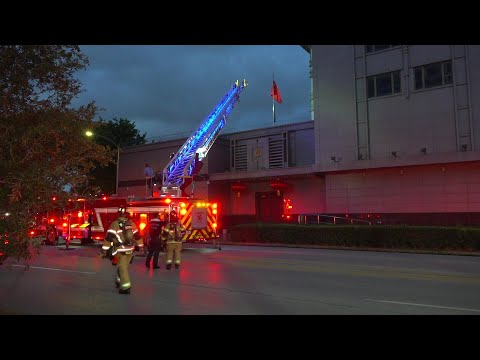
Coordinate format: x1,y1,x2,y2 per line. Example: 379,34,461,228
228,223,480,252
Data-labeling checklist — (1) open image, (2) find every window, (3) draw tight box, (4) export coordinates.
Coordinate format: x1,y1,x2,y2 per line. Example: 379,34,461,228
367,71,401,98
414,60,453,90
365,45,396,53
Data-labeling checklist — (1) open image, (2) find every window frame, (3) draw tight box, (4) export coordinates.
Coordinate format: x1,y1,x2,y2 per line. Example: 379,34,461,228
365,45,399,54
413,60,453,90
366,70,402,99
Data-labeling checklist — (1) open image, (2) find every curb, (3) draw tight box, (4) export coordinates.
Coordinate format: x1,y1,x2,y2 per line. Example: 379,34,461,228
217,241,480,256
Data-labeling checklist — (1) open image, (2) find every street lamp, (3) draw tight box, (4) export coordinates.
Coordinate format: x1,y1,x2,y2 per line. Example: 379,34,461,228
85,131,120,196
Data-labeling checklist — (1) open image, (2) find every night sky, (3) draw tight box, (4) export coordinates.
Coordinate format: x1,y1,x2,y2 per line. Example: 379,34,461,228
72,45,311,141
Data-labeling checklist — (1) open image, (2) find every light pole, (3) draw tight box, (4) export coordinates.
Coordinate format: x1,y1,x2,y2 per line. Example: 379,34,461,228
85,131,120,196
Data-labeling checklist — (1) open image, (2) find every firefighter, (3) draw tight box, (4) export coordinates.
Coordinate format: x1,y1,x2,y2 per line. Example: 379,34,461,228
159,209,169,252
145,212,164,269
101,206,144,294
162,210,186,270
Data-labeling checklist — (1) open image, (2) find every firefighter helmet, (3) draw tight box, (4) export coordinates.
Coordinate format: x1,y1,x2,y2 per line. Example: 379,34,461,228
118,206,128,216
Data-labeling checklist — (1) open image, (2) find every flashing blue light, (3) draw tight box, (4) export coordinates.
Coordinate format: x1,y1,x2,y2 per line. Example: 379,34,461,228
164,81,246,187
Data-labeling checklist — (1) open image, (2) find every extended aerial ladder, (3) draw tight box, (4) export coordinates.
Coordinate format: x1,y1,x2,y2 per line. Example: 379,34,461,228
161,79,248,197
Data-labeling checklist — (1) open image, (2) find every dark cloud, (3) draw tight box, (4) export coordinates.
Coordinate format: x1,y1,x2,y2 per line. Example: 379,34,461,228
73,45,310,140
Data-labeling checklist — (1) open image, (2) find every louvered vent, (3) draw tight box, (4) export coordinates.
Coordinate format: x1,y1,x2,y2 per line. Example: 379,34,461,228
269,139,284,168
234,144,247,172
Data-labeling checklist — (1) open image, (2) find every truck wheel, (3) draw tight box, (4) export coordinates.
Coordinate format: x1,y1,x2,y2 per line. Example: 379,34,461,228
46,228,58,246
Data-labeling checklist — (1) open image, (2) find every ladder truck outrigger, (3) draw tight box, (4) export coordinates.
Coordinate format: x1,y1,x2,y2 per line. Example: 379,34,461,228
65,79,248,246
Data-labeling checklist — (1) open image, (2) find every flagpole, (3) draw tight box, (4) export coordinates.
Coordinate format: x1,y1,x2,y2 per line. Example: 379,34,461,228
272,73,276,125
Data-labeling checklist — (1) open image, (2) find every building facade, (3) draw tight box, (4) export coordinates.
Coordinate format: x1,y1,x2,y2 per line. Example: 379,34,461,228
117,45,480,226
308,45,480,225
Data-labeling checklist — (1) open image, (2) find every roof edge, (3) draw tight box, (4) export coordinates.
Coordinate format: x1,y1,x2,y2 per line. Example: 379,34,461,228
300,45,310,54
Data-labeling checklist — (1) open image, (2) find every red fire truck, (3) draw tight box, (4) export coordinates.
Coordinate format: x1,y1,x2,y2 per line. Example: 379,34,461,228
65,195,219,244
31,195,219,245
29,197,87,245
36,79,246,246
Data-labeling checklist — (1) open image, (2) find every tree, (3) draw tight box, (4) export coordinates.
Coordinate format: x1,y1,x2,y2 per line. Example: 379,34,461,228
0,45,111,265
87,117,147,195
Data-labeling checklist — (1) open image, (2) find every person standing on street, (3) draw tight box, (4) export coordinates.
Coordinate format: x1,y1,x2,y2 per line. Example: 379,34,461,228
100,206,144,294
162,210,186,270
145,212,164,269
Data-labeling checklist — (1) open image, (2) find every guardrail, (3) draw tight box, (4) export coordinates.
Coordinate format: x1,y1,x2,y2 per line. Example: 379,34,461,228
298,214,372,226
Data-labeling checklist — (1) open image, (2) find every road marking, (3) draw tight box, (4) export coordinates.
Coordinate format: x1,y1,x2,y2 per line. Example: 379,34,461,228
12,264,96,275
221,257,480,282
364,299,480,313
223,247,315,256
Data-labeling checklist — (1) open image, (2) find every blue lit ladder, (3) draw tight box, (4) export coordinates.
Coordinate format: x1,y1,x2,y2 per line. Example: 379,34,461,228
162,79,247,192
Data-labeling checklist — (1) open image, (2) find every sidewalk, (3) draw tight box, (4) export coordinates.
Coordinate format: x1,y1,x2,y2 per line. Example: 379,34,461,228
46,238,480,257
216,241,480,256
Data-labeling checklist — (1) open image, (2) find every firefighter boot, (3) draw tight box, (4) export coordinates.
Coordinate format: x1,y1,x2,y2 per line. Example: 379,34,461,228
175,264,180,269
119,288,131,295
166,264,172,270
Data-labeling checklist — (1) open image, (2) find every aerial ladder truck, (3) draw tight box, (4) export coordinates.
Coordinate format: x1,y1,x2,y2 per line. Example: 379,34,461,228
140,79,249,242
35,80,248,246
161,79,248,197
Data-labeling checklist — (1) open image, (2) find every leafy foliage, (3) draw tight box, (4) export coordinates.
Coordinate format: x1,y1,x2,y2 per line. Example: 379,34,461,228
0,45,111,264
229,223,480,252
87,117,147,195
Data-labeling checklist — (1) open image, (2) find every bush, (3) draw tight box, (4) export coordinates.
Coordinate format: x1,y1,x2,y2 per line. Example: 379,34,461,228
229,223,480,252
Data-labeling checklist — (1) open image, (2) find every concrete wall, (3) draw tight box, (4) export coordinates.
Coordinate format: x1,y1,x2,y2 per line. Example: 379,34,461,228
368,86,456,158
206,137,230,174
310,45,480,173
286,177,326,214
215,177,325,216
468,45,480,151
325,162,480,213
290,128,315,166
225,121,314,172
312,45,357,165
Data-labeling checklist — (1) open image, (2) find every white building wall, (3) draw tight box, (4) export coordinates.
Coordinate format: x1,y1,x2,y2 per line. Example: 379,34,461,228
468,45,480,150
325,162,480,213
310,45,480,173
368,87,457,158
286,178,326,214
311,45,357,165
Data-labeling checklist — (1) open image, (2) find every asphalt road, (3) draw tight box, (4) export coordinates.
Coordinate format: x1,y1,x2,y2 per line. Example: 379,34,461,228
1,243,479,314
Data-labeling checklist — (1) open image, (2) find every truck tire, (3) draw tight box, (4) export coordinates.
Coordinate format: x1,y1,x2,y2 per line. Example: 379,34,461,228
46,227,58,246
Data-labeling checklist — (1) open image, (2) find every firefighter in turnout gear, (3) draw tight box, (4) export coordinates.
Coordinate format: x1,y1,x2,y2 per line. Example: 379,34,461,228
101,206,144,294
162,210,186,270
145,212,166,269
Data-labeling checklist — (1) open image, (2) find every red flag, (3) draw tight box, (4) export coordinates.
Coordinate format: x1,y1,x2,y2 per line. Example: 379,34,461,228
270,80,283,104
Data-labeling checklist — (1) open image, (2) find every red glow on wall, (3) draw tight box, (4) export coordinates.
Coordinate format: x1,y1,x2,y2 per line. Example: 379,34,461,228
231,183,247,197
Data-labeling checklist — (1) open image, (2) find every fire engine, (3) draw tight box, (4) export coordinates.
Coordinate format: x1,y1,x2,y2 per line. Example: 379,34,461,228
39,79,247,245
64,196,218,244
28,196,90,245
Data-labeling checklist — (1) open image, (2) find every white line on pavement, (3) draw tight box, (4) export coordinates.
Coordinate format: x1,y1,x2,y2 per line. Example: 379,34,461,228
12,264,96,275
364,299,480,313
